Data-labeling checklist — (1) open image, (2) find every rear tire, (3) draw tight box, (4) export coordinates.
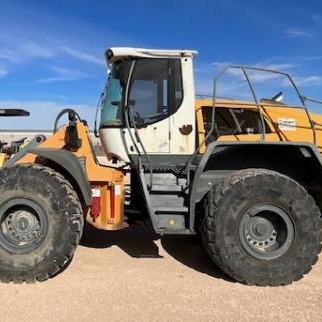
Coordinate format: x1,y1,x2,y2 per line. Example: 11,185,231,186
201,168,322,286
0,164,84,283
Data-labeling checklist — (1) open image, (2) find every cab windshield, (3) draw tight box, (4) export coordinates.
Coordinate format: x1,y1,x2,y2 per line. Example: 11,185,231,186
100,60,130,127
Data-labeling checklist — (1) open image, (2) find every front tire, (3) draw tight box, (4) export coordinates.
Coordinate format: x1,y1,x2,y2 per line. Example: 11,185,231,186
201,168,322,286
0,164,84,283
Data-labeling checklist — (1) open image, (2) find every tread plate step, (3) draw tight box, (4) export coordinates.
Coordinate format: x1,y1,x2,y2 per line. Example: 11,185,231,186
154,207,188,214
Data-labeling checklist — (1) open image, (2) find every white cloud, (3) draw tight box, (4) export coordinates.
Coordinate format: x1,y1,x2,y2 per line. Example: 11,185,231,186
284,28,317,38
20,40,56,60
257,63,296,70
210,61,232,69
0,34,56,63
0,37,104,83
195,58,322,100
199,63,280,90
292,75,322,86
37,66,92,83
212,63,296,84
0,34,104,66
0,100,95,130
61,46,105,66
302,56,322,62
0,48,20,63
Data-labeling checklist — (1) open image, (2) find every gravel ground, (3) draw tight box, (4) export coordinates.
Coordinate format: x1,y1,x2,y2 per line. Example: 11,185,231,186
0,225,322,322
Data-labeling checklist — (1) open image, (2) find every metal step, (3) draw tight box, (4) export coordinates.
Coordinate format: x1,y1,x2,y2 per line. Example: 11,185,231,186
149,184,187,209
156,211,187,231
159,228,195,235
144,173,187,187
154,206,188,214
149,184,184,192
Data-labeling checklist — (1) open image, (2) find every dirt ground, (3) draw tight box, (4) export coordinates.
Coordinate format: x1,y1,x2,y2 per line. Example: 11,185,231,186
0,225,322,322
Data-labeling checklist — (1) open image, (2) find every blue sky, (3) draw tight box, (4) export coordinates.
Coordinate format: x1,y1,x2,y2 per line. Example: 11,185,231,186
1,0,322,129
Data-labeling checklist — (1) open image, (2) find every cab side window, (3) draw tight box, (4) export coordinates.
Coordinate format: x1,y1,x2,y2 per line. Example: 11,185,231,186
129,58,183,127
202,106,271,142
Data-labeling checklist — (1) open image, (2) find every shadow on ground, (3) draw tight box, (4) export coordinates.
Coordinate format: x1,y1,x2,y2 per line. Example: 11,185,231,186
81,223,160,258
81,224,234,283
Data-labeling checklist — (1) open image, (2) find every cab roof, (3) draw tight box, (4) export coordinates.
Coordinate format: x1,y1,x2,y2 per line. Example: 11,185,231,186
105,47,198,64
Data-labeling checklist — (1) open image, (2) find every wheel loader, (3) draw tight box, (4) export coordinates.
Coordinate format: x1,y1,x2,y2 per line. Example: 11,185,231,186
0,47,322,285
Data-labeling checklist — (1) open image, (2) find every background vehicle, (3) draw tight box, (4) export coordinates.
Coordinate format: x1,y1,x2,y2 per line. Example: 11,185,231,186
0,48,321,286
0,109,29,167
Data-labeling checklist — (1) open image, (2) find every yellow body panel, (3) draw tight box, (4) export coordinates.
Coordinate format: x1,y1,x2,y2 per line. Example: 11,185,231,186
195,98,321,152
17,123,126,231
262,105,314,144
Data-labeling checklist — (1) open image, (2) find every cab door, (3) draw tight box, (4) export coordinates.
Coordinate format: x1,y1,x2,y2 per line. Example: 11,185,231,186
127,58,183,155
129,68,170,153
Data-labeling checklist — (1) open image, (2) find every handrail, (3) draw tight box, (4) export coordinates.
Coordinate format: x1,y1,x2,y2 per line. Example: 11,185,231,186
186,64,318,182
301,96,322,106
127,106,153,187
123,61,154,188
240,67,266,141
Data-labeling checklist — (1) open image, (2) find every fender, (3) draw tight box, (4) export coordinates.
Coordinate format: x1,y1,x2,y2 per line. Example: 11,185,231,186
189,141,322,231
6,147,92,206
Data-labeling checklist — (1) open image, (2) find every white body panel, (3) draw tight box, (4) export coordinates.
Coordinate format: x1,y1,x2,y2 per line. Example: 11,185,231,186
100,116,170,162
137,118,170,153
168,57,196,155
100,128,130,162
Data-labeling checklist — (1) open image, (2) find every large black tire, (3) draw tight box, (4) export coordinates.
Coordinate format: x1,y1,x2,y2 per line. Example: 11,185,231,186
201,168,322,286
0,164,84,283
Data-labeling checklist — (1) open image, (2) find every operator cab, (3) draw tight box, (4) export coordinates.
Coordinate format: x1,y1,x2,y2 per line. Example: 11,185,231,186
99,47,197,164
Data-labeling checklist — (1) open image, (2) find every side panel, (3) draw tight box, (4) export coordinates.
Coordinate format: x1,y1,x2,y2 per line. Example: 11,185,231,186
262,106,314,143
137,118,170,153
100,124,171,162
100,128,130,162
12,123,126,231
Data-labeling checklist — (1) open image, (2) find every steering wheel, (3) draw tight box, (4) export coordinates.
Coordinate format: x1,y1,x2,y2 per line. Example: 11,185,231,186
146,112,166,120
53,108,82,133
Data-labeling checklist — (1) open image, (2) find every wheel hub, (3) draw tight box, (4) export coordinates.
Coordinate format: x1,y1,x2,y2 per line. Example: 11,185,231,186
239,204,295,260
245,217,277,249
254,221,269,236
0,198,48,254
3,210,41,245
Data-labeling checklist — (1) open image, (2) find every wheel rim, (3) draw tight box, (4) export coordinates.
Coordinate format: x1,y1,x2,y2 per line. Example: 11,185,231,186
0,198,48,254
239,204,295,260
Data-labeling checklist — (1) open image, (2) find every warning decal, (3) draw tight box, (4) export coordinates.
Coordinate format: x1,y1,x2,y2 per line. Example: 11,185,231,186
277,118,296,131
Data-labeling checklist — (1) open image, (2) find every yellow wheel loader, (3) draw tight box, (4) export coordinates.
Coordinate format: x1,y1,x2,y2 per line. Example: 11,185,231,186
0,47,322,285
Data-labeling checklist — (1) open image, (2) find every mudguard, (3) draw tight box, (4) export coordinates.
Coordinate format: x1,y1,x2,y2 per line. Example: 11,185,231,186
6,147,92,206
